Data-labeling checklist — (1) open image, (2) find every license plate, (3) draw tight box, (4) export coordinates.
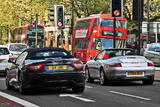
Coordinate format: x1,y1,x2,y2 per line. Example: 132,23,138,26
16,54,19,57
48,65,67,70
126,72,144,77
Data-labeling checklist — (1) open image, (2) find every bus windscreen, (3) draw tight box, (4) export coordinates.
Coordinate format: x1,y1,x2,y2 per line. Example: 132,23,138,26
27,25,44,48
101,19,126,28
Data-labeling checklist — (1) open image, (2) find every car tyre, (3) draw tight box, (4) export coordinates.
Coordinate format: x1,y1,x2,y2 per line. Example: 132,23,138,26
100,69,107,85
5,74,13,90
142,76,154,85
19,73,26,95
72,85,85,93
85,68,94,83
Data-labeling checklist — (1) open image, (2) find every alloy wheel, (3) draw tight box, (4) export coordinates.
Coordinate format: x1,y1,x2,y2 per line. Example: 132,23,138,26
100,70,107,85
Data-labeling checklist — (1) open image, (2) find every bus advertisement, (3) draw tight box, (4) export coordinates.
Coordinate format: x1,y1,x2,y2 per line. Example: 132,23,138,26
13,24,45,48
73,14,127,62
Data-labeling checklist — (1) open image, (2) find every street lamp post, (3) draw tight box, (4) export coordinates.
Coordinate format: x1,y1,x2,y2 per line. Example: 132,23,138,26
137,0,143,55
35,13,39,48
71,0,74,55
113,18,116,48
147,0,149,44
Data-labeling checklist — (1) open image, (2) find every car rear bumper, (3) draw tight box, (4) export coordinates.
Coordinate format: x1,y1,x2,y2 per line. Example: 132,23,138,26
105,67,155,81
23,72,85,89
108,75,154,81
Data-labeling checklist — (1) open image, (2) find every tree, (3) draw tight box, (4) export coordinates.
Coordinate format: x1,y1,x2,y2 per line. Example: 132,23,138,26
0,0,53,44
0,0,160,44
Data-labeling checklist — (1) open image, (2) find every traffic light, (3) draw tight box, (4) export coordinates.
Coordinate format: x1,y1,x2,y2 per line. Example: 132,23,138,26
111,0,123,18
132,0,144,20
50,8,54,22
55,5,65,29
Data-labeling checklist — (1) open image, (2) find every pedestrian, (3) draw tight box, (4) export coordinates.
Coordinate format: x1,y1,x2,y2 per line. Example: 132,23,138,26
140,45,146,56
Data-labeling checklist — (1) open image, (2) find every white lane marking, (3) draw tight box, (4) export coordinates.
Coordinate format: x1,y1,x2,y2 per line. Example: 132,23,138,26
60,94,95,102
0,91,40,107
109,91,151,101
85,85,93,88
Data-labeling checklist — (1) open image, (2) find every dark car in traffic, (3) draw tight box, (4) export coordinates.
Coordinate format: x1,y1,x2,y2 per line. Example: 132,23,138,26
5,47,85,94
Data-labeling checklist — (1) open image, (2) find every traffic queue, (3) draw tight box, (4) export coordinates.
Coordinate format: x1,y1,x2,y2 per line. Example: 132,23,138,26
0,42,156,95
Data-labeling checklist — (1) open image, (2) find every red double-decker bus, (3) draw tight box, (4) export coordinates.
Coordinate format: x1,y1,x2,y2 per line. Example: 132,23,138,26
13,24,45,48
73,14,127,62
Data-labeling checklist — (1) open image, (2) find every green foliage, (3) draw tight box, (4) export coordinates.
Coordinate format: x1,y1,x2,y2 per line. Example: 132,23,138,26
0,0,160,44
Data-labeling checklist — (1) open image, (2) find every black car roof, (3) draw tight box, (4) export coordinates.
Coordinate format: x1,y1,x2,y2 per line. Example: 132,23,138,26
23,47,73,59
24,47,68,53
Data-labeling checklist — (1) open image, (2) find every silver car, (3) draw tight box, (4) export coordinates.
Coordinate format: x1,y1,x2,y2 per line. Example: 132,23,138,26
85,48,155,85
144,43,160,66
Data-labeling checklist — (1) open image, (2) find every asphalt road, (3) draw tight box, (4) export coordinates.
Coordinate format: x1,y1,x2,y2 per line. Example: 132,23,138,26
0,78,160,107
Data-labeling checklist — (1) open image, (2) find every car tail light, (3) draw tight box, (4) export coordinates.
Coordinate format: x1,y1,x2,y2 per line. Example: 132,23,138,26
9,57,15,61
27,64,46,71
127,57,136,59
147,63,153,67
109,63,122,68
71,62,84,70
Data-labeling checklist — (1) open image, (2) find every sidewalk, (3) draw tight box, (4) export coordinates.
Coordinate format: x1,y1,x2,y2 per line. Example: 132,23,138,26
155,67,160,81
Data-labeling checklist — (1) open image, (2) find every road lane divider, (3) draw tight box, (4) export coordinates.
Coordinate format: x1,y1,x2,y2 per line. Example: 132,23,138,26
0,91,39,107
59,94,95,102
0,78,5,81
109,91,151,101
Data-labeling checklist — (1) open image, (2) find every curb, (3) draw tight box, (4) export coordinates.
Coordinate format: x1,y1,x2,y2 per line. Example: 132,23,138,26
155,67,160,71
155,68,160,82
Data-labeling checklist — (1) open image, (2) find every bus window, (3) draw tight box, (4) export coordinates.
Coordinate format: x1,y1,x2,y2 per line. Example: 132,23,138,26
93,18,101,27
92,38,113,50
101,19,125,28
75,39,89,49
75,19,91,28
101,19,113,27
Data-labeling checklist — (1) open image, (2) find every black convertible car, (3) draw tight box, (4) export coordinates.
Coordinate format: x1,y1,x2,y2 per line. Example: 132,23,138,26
5,47,85,94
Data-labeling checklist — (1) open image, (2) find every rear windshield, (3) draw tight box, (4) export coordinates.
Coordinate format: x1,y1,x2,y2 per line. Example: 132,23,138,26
0,48,9,55
9,44,27,52
104,49,135,56
27,50,73,59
